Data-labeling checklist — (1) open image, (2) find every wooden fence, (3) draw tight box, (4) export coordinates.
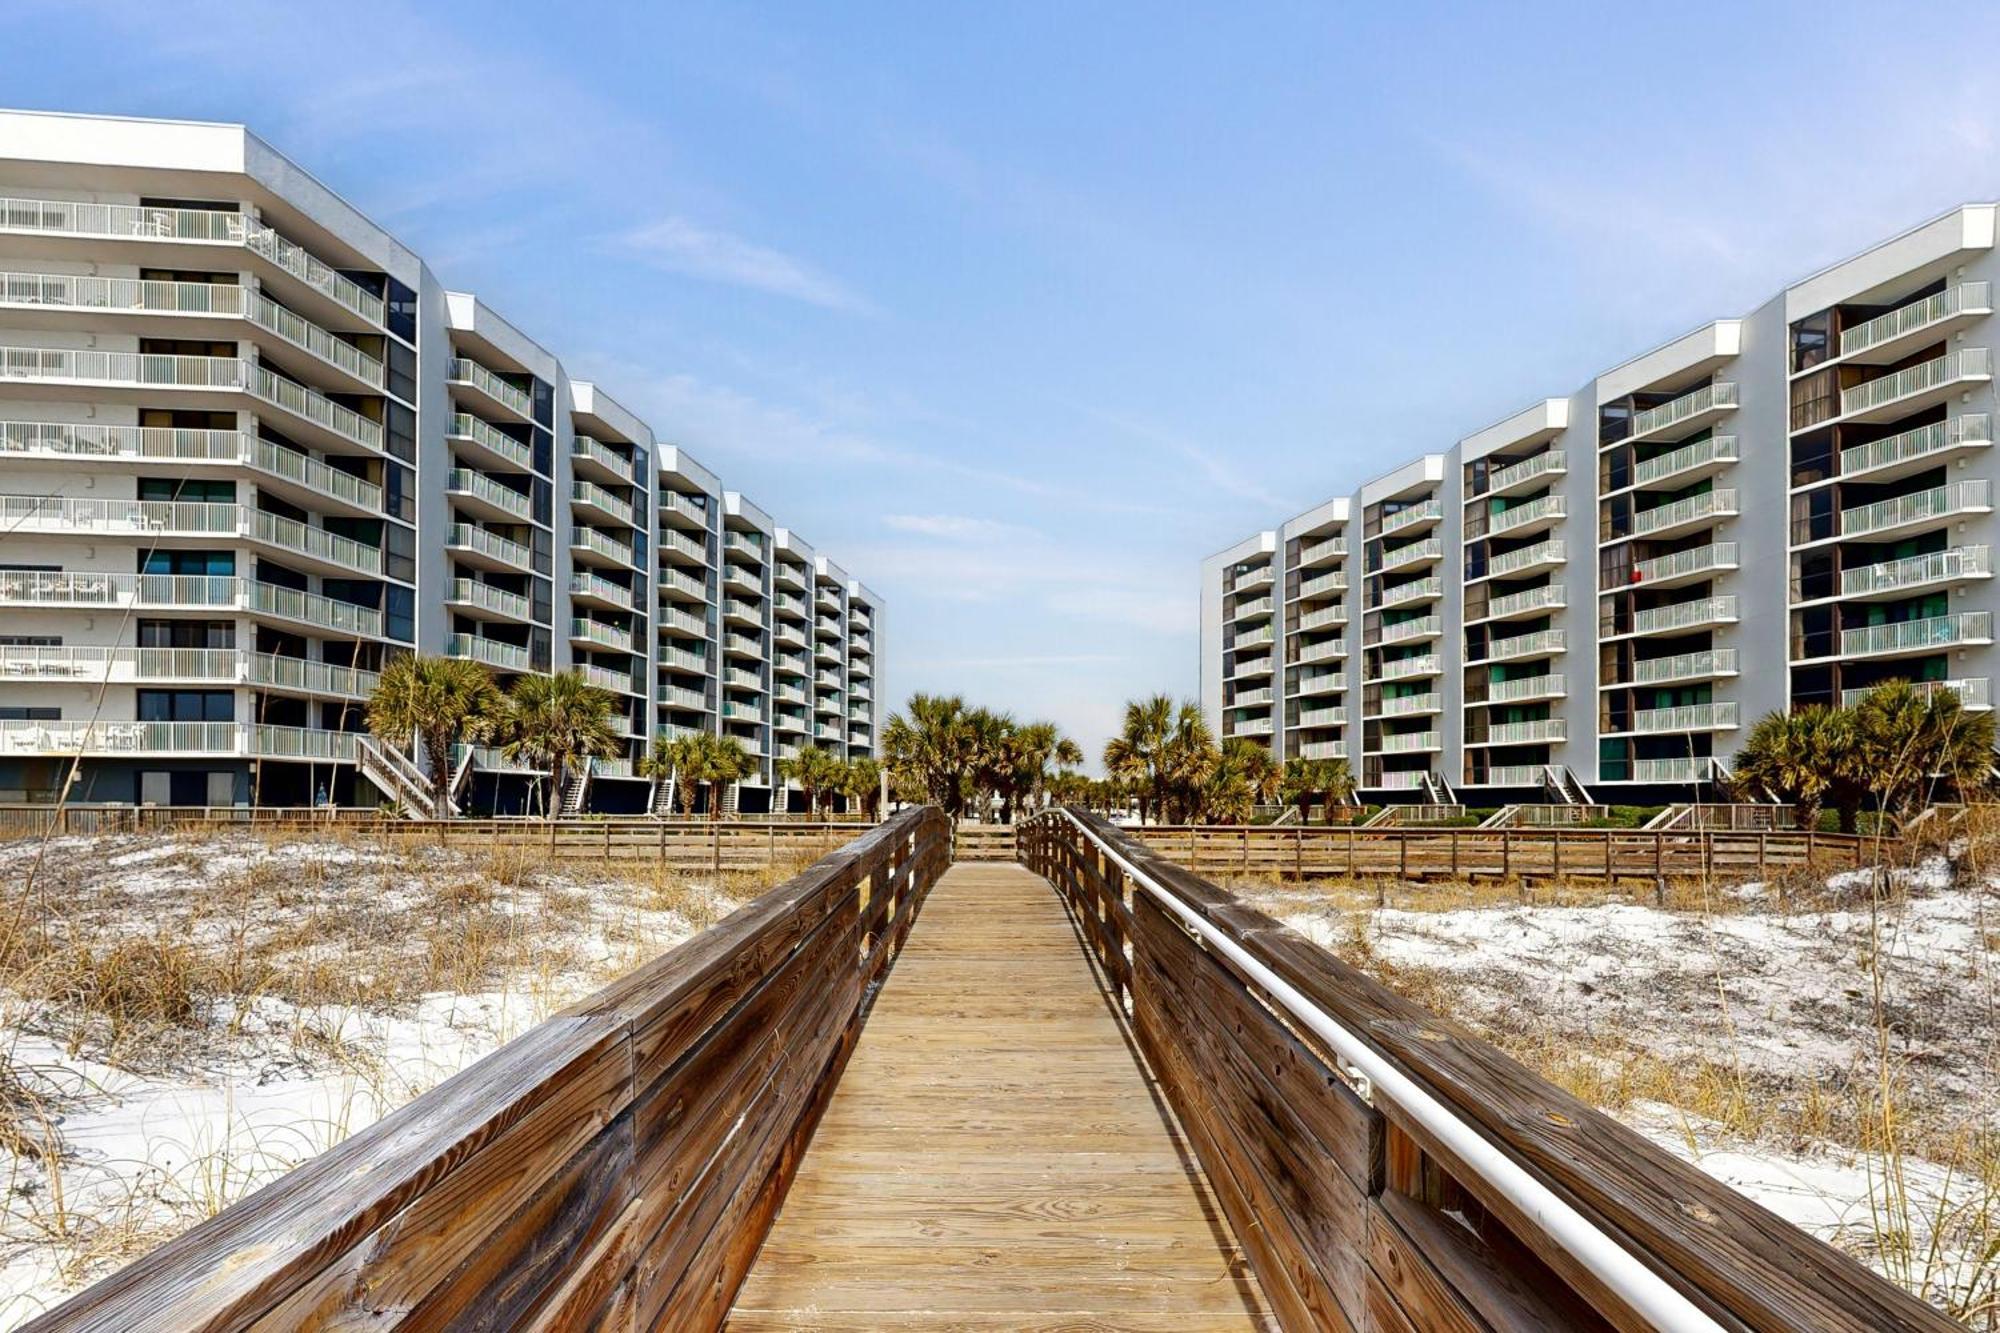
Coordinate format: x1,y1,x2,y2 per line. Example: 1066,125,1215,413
1021,808,1953,1332
25,806,952,1333
1131,822,1876,882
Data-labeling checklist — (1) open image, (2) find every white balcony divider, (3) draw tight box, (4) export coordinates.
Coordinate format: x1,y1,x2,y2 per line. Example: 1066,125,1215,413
446,468,533,519
1631,595,1737,635
1488,674,1565,703
1840,281,1991,357
1488,538,1564,577
1842,612,1994,657
1632,702,1739,733
447,357,533,418
1632,648,1738,685
1632,434,1738,488
1632,488,1738,536
448,413,533,470
1630,381,1737,438
1839,480,1991,537
1486,584,1565,618
1487,493,1564,535
1841,414,1991,478
1634,541,1738,584
1486,449,1565,493
1841,347,1992,416
446,522,534,569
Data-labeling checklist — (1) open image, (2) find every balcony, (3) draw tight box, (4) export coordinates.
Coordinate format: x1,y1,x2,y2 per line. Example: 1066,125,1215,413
1295,705,1346,729
1633,541,1739,589
1378,575,1442,610
1374,771,1430,790
726,532,768,562
1485,449,1566,497
446,633,533,672
660,527,708,566
660,566,708,602
3,493,238,538
1232,565,1275,592
446,468,533,522
726,632,765,658
1234,626,1276,650
1632,435,1738,489
1630,595,1737,635
571,527,638,569
1486,493,1565,538
1296,534,1346,568
250,581,382,637
1634,757,1711,784
571,480,635,527
722,701,763,722
447,578,534,622
1483,584,1565,621
251,439,382,514
247,653,380,699
1297,605,1347,632
1375,691,1442,718
1292,668,1344,696
1231,717,1276,738
570,618,636,653
1839,414,1991,484
1476,718,1566,746
1379,537,1443,572
1372,730,1441,755
1630,702,1739,734
1372,653,1441,682
1631,489,1738,539
1841,545,1992,599
0,720,359,760
1484,628,1566,662
1841,677,1991,711
1296,569,1347,600
1838,281,1992,362
1842,612,1994,658
1839,480,1991,540
1484,764,1549,786
1298,740,1345,759
1378,613,1442,645
248,365,380,452
572,435,635,485
0,196,386,327
572,571,639,613
1632,648,1739,686
660,643,710,674
660,489,709,528
1229,655,1274,680
725,667,766,692
1380,497,1441,536
724,598,765,628
447,414,533,474
251,509,382,575
447,357,534,421
1230,687,1274,707
1487,538,1565,579
1838,347,1992,423
1487,674,1565,704
1628,381,1738,442
1231,595,1273,622
447,522,533,572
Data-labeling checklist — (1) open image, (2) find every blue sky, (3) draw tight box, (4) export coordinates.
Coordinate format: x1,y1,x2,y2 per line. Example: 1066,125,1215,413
12,1,2000,761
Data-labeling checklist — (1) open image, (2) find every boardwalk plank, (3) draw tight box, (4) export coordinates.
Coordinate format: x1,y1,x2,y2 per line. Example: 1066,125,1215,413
727,862,1273,1330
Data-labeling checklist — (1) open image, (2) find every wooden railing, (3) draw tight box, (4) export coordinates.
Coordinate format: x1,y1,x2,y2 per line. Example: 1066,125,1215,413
1021,808,1952,1332
1128,821,1874,881
26,806,952,1333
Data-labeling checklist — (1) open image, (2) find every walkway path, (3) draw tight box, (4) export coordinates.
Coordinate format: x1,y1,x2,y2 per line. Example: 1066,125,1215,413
728,860,1273,1330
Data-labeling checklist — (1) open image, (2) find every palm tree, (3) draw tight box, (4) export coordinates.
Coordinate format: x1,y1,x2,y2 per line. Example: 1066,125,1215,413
502,670,622,818
365,654,506,818
778,743,845,818
1731,706,1848,831
1105,695,1175,825
841,756,883,820
1852,680,1995,821
1160,701,1217,823
884,693,973,819
639,733,704,815
962,707,1014,822
688,732,754,820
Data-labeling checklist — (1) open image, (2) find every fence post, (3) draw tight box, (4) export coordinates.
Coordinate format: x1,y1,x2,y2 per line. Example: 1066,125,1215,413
1757,831,1767,880
1242,826,1250,874
1348,828,1357,878
1294,826,1303,881
1450,830,1459,878
1603,832,1611,881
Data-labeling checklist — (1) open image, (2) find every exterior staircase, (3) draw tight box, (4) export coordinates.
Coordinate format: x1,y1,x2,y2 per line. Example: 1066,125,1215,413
651,773,678,816
1543,764,1591,806
356,734,451,819
559,760,593,817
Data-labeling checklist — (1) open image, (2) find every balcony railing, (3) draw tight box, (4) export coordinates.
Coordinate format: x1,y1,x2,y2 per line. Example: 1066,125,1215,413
1632,702,1739,733
1293,668,1344,695
447,413,533,470
1487,538,1564,578
1485,764,1548,786
1298,740,1345,759
0,645,244,685
568,570,637,611
1378,575,1442,609
1379,536,1443,571
1378,614,1442,644
1840,347,1992,417
1373,653,1440,681
1840,414,1991,479
1232,595,1274,620
1230,687,1274,707
660,527,707,564
249,290,385,385
1487,493,1564,535
1485,584,1565,619
570,618,637,653
1839,480,1991,538
1632,648,1738,685
1631,595,1737,635
1841,545,1992,597
660,643,710,674
251,509,382,573
1840,281,1991,358
1297,569,1346,599
1297,534,1346,566
447,357,533,418
247,653,380,698
1374,729,1441,755
571,527,638,568
0,196,385,326
1235,626,1276,649
1374,771,1429,790
1630,381,1737,438
446,633,533,672
572,435,635,482
1632,488,1738,537
2,494,240,536
446,468,533,520
1841,677,1991,710
572,480,635,525
1484,628,1566,661
1843,612,1994,657
446,522,533,570
1634,541,1738,584
1486,718,1566,744
1634,757,1710,784
1485,449,1565,494
448,578,534,621
1295,705,1346,728
250,581,382,636
1379,497,1441,535
249,364,380,449
1488,674,1565,703
1297,605,1346,631
252,439,382,511
2,420,239,464
1376,691,1440,718
1632,434,1738,488
0,719,359,760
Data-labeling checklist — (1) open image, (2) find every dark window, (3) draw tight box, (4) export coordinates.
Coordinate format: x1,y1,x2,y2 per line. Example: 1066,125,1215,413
137,689,233,722
386,338,417,404
385,522,415,584
0,707,60,721
384,460,415,524
141,550,234,575
385,277,417,345
384,584,415,643
138,620,233,648
385,402,416,465
139,477,235,503
1791,311,1832,374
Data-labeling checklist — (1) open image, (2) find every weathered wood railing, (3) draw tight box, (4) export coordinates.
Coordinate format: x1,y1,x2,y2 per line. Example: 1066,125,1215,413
1129,821,1876,881
1022,807,1953,1332
26,806,952,1332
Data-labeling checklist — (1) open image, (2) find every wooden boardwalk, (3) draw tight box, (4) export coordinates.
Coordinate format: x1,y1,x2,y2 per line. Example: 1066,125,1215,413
728,861,1274,1331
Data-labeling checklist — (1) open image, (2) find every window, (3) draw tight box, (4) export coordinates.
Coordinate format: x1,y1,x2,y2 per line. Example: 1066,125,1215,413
0,635,59,647
139,477,236,503
138,620,233,649
141,550,234,575
0,707,60,721
137,690,233,722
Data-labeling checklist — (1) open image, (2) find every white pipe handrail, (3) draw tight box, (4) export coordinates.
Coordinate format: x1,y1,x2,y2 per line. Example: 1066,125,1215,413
1046,808,1725,1333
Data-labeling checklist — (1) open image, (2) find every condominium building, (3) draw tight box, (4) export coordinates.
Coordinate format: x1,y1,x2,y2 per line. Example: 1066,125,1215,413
1202,202,1999,800
0,110,882,814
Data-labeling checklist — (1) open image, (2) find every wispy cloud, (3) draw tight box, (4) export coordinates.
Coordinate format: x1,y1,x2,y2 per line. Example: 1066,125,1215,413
1087,410,1288,510
882,513,1034,541
618,217,868,311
